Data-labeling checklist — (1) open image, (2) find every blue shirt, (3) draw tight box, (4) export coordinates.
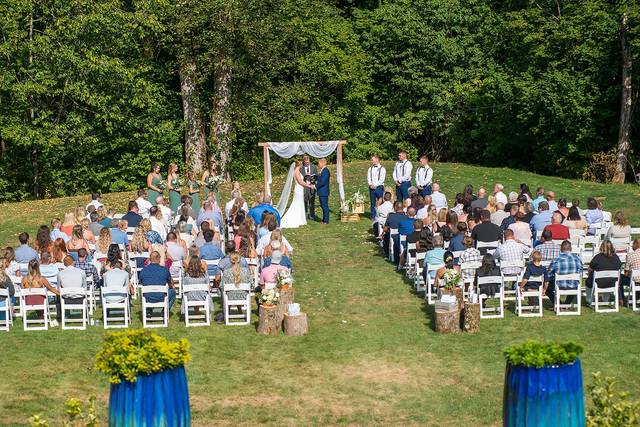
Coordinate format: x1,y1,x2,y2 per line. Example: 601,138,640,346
200,242,224,277
263,255,292,270
449,233,465,251
99,217,114,228
385,212,408,230
548,252,582,289
122,211,142,228
398,218,416,236
197,211,224,230
139,263,172,302
50,228,70,243
111,228,128,246
532,195,546,211
15,244,38,263
424,248,446,278
248,204,281,226
529,210,553,234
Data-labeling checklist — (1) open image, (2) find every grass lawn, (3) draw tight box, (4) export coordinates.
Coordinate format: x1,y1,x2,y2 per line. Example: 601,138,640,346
1,161,639,426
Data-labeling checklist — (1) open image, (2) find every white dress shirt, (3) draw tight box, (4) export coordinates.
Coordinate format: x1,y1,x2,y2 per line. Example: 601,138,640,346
392,160,412,183
256,232,294,256
431,191,448,209
225,198,249,217
159,205,173,223
415,165,433,188
367,165,386,187
149,217,167,241
495,191,508,206
86,200,104,211
136,197,153,218
375,201,394,224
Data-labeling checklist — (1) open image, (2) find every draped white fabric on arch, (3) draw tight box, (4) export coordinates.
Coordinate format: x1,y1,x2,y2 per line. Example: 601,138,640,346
265,141,345,212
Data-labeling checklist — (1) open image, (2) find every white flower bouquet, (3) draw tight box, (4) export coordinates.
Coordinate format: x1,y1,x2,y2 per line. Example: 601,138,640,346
276,269,293,289
351,191,365,204
204,175,224,191
156,180,168,191
259,288,280,306
442,269,462,290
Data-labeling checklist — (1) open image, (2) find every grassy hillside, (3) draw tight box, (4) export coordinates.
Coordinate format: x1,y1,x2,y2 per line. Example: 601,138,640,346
0,161,639,426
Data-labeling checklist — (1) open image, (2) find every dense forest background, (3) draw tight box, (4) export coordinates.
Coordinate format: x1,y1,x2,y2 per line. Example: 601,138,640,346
0,0,638,201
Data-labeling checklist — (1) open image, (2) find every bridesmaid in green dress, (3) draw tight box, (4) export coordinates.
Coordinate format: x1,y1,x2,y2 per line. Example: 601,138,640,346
187,171,202,214
201,160,218,200
167,163,182,213
146,162,164,206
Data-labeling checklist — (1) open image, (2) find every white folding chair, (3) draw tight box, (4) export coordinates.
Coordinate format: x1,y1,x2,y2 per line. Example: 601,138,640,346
602,211,612,222
477,240,499,255
223,282,251,326
630,227,640,236
569,229,586,246
388,228,399,263
85,275,96,316
405,243,417,277
141,285,169,328
0,289,12,331
590,270,620,313
21,288,49,331
171,267,184,299
101,286,130,329
499,260,525,301
247,258,260,291
460,261,481,301
477,275,504,319
59,288,88,330
414,252,426,293
516,275,543,317
425,263,444,305
554,273,582,316
183,283,211,327
204,260,220,284
629,269,640,311
10,276,22,318
609,236,631,254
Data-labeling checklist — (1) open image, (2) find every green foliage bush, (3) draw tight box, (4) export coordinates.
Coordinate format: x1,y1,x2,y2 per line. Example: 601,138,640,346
95,329,190,384
503,341,583,368
587,372,640,426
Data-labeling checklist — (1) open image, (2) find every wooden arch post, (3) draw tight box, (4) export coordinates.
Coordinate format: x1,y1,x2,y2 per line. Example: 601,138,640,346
258,140,347,200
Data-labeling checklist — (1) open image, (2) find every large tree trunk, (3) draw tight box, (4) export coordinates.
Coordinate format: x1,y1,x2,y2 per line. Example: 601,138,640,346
209,60,232,181
28,12,40,198
613,12,633,184
179,58,207,176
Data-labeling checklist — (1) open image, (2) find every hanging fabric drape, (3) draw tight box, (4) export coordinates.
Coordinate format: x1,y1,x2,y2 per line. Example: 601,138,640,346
264,141,345,202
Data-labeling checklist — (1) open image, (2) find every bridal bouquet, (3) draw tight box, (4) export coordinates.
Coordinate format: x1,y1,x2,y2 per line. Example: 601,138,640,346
156,180,168,191
204,175,224,191
442,269,462,290
275,269,293,289
259,288,280,306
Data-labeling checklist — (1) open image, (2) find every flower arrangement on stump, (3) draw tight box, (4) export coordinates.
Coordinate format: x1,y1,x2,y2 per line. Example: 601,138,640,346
258,288,280,307
276,269,293,290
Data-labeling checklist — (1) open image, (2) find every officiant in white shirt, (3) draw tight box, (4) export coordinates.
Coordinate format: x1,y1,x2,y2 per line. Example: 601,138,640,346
367,155,386,220
392,151,412,202
430,183,447,209
415,155,433,198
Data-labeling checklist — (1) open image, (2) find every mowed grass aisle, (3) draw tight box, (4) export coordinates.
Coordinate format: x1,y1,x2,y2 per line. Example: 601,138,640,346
1,161,640,425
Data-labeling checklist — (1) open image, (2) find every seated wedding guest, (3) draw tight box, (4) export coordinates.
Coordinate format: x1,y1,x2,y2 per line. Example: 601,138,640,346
529,201,552,236
258,213,276,240
129,226,151,256
34,225,53,255
3,247,20,277
263,229,289,257
586,240,622,305
99,208,116,228
491,203,509,226
430,183,447,209
177,221,194,249
67,225,90,254
508,212,532,244
521,183,533,201
136,189,153,218
0,266,15,304
399,207,418,236
225,190,249,217
434,251,457,290
193,221,212,249
451,193,465,217
139,218,162,246
448,222,468,252
475,254,502,300
57,255,87,308
399,220,423,267
532,187,545,211
111,219,129,246
39,252,60,283
543,212,570,241
238,230,258,260
181,255,211,317
15,232,38,264
74,248,99,284
462,184,476,209
606,211,632,251
52,238,68,263
519,251,548,303
166,232,186,276
585,197,604,235
122,201,143,228
534,230,560,261
546,241,582,306
103,244,130,275
139,251,176,311
522,202,535,223
494,184,508,205
21,259,59,318
248,195,281,226
95,228,112,261
546,191,558,212
504,191,519,212
459,236,482,279
60,212,76,237
257,223,294,256
197,200,223,230
622,239,640,302
50,218,70,243
564,206,587,231
173,205,198,235
149,207,167,242
155,196,173,224
471,210,503,254
86,205,97,221
557,198,569,219
177,195,197,220
259,250,287,287
486,195,498,213
86,192,103,211
219,241,250,271
102,260,133,304
227,198,246,229
493,229,530,276
80,218,96,243
88,211,103,237
251,192,264,208
220,252,252,316
200,230,224,279
471,187,488,210
423,235,446,282
383,201,407,262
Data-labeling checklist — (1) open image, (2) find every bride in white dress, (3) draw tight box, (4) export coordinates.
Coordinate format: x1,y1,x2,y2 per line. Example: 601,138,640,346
280,160,315,229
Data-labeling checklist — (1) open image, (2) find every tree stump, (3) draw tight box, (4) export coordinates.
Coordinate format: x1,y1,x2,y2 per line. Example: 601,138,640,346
435,309,460,334
440,288,464,312
276,287,295,324
257,305,280,335
463,303,480,333
283,313,308,336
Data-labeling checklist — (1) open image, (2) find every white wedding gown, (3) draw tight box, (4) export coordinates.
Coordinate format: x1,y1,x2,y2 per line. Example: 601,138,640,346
280,173,307,229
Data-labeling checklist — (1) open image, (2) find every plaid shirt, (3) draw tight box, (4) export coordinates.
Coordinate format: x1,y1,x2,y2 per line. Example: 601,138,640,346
459,247,482,278
494,240,530,275
626,249,640,280
548,252,582,289
534,241,561,262
74,260,98,282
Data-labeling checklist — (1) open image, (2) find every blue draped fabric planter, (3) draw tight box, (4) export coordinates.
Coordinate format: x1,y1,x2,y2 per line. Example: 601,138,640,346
109,366,190,427
503,358,585,427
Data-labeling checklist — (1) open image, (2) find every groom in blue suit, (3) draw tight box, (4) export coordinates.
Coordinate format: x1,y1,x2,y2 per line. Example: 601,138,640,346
315,158,330,224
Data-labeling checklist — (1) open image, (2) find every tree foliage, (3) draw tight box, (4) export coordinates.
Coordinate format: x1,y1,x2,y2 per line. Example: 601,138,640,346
0,0,638,201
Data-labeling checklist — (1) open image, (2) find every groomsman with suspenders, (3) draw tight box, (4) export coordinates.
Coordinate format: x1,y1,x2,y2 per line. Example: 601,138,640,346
415,155,433,197
367,155,386,220
393,151,412,202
